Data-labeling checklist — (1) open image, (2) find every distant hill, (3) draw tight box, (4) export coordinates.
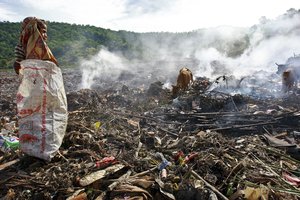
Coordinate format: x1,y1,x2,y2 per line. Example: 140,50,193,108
0,21,254,70
1,8,299,70
0,21,143,68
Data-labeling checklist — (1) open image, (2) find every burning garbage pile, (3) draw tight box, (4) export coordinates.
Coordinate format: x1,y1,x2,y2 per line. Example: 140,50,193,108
1,65,300,200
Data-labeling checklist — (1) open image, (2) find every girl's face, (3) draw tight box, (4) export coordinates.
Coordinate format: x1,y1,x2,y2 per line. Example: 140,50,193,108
40,27,48,41
39,23,48,41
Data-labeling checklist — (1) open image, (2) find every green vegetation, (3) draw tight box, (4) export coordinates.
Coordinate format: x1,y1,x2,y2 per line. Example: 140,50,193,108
0,21,251,69
0,22,20,68
0,21,141,69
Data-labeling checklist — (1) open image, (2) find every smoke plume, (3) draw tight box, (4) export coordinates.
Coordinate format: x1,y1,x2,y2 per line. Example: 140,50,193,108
79,9,300,95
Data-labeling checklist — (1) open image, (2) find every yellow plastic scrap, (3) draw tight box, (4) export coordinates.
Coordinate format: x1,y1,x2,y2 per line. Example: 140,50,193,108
244,186,269,200
93,121,101,131
173,183,179,190
178,156,185,166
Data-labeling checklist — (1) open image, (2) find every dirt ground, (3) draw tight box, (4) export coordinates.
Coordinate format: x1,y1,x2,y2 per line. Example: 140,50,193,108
1,68,300,200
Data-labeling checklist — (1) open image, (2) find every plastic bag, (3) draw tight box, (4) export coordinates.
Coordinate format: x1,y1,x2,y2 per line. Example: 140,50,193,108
0,135,19,152
17,59,68,161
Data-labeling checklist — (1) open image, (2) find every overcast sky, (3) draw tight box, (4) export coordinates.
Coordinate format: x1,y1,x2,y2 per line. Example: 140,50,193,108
0,0,300,32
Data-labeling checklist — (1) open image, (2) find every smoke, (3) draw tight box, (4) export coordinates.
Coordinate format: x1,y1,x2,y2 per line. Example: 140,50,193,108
80,9,300,95
193,9,300,79
80,48,128,89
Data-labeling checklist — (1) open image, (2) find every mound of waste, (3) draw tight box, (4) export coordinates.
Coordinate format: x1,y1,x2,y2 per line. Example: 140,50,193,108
1,70,300,200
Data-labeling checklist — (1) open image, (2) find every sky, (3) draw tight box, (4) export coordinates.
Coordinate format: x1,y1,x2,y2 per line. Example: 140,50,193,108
0,0,300,32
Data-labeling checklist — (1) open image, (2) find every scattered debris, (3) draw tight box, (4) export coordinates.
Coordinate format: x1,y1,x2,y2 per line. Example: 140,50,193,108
1,69,300,199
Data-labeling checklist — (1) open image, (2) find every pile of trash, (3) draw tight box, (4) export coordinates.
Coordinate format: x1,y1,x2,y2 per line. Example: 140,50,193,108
1,69,300,200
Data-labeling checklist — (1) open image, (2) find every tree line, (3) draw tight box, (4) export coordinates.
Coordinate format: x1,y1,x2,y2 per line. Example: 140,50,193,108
0,21,145,69
0,20,255,69
1,9,300,70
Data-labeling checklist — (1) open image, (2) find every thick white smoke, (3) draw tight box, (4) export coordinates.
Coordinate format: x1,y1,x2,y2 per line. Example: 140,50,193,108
80,9,300,92
194,9,300,79
80,48,128,89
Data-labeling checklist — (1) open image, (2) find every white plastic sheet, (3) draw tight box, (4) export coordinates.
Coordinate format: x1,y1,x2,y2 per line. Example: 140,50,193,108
17,59,68,161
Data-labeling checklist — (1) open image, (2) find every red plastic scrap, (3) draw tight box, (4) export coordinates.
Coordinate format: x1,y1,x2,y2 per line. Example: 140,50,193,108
96,156,117,168
282,172,300,186
174,151,184,162
174,151,198,165
184,152,198,163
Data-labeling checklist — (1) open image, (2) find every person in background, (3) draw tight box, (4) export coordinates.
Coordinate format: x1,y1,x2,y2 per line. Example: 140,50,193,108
13,17,58,74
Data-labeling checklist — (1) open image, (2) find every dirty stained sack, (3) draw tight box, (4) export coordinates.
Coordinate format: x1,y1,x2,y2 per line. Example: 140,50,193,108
17,59,68,161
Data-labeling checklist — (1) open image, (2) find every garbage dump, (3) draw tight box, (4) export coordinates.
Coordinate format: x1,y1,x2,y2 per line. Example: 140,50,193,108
1,67,300,200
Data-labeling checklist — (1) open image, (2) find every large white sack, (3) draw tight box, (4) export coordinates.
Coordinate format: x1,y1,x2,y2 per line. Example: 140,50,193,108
17,59,68,161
